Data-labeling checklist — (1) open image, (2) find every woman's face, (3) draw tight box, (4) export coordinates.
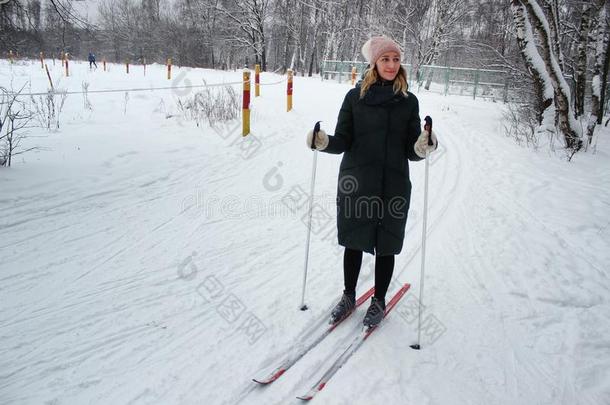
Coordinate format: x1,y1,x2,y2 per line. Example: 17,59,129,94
375,51,401,81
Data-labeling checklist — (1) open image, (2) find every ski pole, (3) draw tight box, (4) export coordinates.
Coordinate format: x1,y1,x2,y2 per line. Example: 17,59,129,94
411,116,433,350
300,121,322,311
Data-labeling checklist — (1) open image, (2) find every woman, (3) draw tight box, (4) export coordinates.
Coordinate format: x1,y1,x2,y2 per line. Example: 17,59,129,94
305,36,437,328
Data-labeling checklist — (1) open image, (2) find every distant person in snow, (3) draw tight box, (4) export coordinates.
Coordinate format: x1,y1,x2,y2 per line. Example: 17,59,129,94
305,36,438,328
88,52,97,69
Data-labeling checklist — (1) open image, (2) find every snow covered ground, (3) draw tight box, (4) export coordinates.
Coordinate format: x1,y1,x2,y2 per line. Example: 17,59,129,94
1,59,609,405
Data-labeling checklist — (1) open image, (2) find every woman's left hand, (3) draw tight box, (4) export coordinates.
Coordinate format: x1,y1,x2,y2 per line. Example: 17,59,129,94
414,130,438,158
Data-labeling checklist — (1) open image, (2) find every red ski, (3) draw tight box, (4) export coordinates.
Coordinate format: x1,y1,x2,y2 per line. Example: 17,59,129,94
252,285,375,385
297,283,411,401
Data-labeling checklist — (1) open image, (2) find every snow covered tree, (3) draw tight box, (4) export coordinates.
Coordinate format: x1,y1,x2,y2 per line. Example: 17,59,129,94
586,1,609,145
541,0,563,70
574,2,593,118
216,0,270,70
510,0,553,126
511,0,582,152
422,0,467,89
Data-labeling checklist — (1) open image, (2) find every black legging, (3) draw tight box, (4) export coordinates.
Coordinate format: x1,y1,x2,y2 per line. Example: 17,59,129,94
343,247,394,301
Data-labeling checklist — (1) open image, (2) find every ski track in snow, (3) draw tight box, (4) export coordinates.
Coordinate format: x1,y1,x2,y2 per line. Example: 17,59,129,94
1,60,610,405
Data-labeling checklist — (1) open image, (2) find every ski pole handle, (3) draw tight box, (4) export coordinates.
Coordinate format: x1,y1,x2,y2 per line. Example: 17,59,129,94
311,121,321,150
424,116,433,146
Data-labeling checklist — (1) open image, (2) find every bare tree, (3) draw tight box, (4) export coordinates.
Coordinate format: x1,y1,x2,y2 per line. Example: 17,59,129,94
0,86,36,168
392,0,432,77
216,0,270,70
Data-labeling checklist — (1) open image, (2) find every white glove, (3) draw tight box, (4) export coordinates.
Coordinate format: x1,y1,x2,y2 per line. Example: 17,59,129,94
306,129,329,151
414,130,438,158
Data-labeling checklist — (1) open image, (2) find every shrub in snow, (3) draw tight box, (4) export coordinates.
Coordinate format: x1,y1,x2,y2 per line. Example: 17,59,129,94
30,89,68,131
176,84,239,127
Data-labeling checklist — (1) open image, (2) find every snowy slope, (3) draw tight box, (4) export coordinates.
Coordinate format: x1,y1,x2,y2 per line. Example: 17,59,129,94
1,59,609,405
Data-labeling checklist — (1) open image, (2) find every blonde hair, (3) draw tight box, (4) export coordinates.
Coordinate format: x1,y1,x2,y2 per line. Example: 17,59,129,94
359,65,408,99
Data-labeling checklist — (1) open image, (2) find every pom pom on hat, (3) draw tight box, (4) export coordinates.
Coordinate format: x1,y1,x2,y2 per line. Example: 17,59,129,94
361,36,402,66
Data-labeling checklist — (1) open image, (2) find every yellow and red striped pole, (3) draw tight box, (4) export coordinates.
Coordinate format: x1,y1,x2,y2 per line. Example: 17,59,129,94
167,58,172,80
40,52,44,68
243,69,251,136
351,66,357,85
255,64,260,97
287,69,293,112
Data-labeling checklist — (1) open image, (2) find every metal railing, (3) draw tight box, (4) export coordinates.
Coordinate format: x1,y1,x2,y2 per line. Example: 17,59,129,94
321,60,610,112
321,60,513,102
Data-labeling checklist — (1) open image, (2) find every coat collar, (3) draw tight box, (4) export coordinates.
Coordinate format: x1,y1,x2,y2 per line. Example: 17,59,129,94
359,80,404,106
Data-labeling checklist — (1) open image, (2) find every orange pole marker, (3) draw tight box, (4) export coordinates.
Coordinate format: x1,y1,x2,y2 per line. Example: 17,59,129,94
287,69,293,112
243,69,251,136
255,64,261,97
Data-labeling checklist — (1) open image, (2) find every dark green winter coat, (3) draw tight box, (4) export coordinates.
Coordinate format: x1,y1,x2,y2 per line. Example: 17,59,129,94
323,80,423,256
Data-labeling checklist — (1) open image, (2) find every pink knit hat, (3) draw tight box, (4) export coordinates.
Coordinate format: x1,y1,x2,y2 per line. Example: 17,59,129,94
361,36,402,66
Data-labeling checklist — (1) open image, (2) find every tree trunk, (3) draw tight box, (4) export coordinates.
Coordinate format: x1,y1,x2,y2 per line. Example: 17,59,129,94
599,16,610,125
308,43,316,77
283,30,291,73
307,7,318,77
544,0,564,70
423,2,444,90
522,0,581,150
261,32,267,71
575,3,592,118
510,0,553,124
257,3,267,72
587,2,608,143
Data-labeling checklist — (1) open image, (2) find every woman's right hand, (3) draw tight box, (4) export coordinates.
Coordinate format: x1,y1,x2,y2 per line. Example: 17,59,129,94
306,129,329,150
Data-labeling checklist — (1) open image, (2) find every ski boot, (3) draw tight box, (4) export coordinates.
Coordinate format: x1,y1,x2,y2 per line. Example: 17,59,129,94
363,297,386,328
329,291,356,324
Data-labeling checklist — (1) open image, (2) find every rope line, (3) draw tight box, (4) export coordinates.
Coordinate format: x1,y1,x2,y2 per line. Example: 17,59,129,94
5,77,286,97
